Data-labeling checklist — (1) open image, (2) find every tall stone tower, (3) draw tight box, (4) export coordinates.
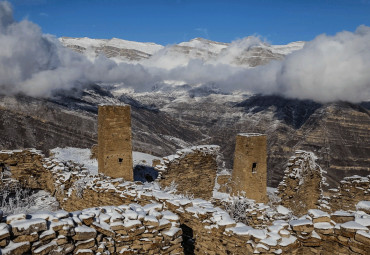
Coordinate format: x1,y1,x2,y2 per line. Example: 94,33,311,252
98,105,133,181
232,133,267,202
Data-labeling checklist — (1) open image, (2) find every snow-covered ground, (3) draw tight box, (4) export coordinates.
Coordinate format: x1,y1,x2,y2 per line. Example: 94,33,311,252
50,147,98,174
50,147,162,175
0,188,59,216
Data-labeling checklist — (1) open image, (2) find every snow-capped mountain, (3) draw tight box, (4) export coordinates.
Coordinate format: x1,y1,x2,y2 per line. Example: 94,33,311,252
59,37,164,62
59,36,305,67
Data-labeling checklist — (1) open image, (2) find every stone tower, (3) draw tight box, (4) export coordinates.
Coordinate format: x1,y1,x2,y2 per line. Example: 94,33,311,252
232,133,267,202
98,105,133,181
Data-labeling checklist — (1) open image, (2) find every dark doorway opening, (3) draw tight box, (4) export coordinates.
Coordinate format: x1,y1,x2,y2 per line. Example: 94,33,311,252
180,224,195,255
133,165,158,183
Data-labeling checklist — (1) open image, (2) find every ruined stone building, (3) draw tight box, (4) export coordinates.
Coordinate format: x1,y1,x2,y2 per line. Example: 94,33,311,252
98,104,133,181
231,133,267,203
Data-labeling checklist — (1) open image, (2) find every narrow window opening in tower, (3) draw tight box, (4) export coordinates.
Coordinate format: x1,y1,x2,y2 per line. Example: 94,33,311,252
118,158,123,163
252,162,257,173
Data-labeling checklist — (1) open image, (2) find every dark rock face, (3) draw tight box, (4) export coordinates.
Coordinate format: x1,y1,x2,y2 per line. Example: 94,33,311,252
285,102,370,187
236,95,322,129
145,93,369,188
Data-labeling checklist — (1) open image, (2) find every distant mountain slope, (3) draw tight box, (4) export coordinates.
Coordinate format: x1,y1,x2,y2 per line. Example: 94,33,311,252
0,86,369,188
130,90,370,187
0,86,204,157
59,37,305,66
59,37,164,62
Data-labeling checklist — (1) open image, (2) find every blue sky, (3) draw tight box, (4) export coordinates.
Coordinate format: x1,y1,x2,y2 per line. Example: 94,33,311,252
8,0,370,45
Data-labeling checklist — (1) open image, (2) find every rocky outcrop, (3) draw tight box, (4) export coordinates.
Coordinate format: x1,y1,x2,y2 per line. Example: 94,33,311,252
287,102,370,187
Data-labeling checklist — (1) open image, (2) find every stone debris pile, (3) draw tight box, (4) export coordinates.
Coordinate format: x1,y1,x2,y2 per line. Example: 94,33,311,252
0,204,183,255
328,175,370,212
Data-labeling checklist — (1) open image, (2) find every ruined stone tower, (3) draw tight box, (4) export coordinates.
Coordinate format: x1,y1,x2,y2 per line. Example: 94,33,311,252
98,105,133,181
232,133,267,202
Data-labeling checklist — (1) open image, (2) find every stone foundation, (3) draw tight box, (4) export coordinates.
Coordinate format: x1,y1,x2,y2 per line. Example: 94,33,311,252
328,175,370,212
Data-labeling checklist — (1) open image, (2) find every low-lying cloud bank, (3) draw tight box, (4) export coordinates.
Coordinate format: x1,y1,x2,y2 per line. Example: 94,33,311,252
0,1,369,103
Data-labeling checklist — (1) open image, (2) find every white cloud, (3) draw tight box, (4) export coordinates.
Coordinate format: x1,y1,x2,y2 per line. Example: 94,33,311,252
0,1,369,103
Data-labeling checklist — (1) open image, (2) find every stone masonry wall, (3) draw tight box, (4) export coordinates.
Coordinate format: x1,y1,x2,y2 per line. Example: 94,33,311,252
232,133,267,203
277,150,328,216
328,175,370,212
155,145,219,200
0,149,55,192
0,204,183,255
98,105,133,181
1,149,370,255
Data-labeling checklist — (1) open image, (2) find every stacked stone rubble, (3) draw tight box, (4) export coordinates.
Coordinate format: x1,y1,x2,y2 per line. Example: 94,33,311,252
0,204,183,255
328,175,370,212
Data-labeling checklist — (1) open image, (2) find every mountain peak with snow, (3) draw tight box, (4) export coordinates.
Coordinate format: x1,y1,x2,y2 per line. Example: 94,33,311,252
59,36,305,66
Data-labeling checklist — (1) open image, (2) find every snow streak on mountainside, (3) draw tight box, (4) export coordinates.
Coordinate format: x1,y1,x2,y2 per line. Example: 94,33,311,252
59,36,305,67
59,37,164,62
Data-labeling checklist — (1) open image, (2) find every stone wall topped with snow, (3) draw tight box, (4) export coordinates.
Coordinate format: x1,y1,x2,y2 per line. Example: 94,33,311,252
276,150,328,215
0,204,183,254
328,175,370,212
155,145,220,200
1,149,370,254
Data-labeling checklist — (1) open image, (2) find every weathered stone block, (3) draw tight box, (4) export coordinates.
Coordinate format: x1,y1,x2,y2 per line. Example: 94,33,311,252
11,219,47,236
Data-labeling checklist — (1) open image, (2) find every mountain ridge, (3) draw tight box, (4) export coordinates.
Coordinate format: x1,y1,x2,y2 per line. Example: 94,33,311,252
59,36,305,65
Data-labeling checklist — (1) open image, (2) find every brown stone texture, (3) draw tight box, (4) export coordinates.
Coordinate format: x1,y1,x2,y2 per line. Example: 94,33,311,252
90,144,98,160
216,174,232,194
0,204,183,255
155,145,219,200
231,133,267,203
2,149,370,255
0,149,55,191
328,175,370,212
98,105,133,181
277,150,326,216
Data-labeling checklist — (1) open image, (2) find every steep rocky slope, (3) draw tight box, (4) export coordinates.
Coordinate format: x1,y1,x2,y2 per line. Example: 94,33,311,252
0,87,368,188
0,86,204,157
131,90,370,187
